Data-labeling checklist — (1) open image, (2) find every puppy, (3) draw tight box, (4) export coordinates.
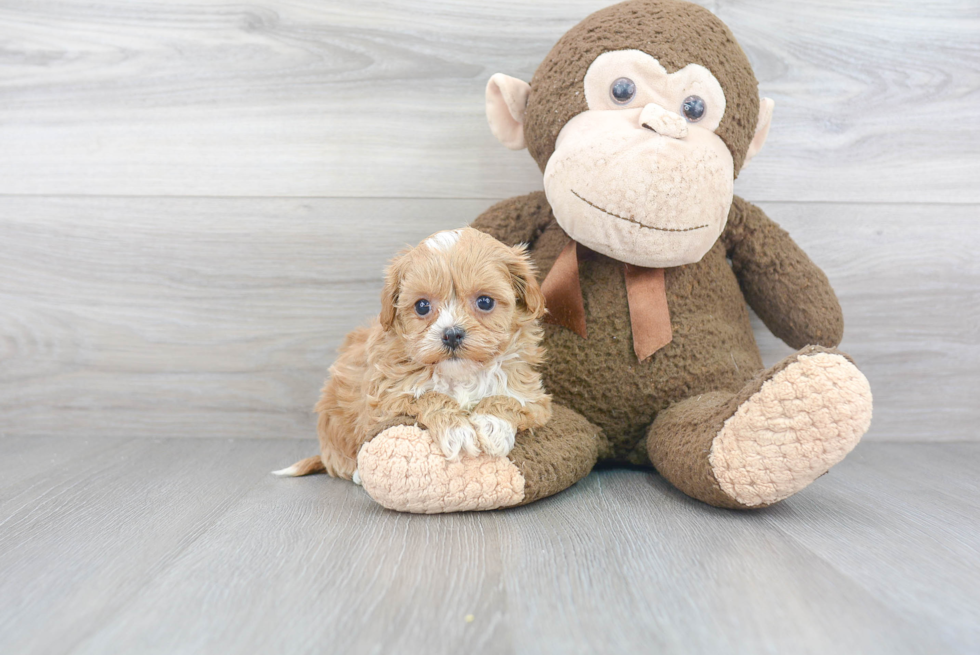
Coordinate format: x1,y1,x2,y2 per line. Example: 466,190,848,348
275,227,552,480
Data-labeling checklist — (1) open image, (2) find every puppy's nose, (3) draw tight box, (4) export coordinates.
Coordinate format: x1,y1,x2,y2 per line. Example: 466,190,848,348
441,327,465,350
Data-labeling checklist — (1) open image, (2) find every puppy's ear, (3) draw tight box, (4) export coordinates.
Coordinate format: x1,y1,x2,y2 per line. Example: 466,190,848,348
507,245,546,320
380,252,409,331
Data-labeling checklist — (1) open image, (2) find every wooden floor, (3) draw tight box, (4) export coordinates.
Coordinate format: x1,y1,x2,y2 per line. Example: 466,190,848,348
1,438,977,655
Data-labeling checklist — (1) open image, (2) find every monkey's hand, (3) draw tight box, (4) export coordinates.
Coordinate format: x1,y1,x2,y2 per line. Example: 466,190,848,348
724,196,844,349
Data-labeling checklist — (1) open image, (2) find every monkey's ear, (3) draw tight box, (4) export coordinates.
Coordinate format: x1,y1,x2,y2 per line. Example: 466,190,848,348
486,74,531,150
742,97,775,170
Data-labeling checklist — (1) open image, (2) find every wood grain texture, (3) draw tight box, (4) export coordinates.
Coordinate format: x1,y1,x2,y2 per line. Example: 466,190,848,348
0,0,977,201
1,197,975,442
762,443,980,653
0,436,298,654
0,438,977,654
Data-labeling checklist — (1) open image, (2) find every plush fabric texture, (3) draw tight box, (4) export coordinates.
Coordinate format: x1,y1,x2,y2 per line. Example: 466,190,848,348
645,390,748,508
722,198,844,349
709,351,872,507
582,51,727,132
639,101,690,138
507,404,603,505
486,74,531,150
524,0,760,175
541,240,674,360
542,107,735,268
471,192,865,508
353,0,869,513
477,192,781,459
358,405,602,513
357,424,526,514
644,346,866,509
744,97,775,166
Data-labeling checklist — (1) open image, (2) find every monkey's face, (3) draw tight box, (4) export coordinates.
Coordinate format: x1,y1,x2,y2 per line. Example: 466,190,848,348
542,50,734,268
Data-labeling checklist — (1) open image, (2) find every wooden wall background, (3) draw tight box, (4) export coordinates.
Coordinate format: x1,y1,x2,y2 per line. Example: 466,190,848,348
1,0,977,442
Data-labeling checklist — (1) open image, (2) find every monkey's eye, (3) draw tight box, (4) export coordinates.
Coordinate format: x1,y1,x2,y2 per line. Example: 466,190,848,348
414,299,431,316
681,95,706,122
476,296,495,312
610,77,636,105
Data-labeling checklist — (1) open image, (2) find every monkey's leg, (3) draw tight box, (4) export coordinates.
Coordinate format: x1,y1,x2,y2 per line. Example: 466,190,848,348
646,346,873,509
356,405,601,514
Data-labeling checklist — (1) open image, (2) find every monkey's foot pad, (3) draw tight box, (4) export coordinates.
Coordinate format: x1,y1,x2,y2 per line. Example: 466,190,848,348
357,425,525,513
709,352,873,507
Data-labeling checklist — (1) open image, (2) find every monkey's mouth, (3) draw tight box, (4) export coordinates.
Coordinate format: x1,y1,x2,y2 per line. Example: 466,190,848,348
571,190,708,233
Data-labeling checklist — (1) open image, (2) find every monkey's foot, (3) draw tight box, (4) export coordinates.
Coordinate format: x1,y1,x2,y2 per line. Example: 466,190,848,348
709,348,873,507
356,425,525,514
357,406,602,513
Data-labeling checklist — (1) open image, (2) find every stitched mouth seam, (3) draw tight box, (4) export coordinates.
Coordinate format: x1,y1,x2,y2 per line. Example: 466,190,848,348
571,189,708,232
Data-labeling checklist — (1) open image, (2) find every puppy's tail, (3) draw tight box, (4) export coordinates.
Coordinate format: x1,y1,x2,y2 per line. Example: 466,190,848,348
271,455,326,477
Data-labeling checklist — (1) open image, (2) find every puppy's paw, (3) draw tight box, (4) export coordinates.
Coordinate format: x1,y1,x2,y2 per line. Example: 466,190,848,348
437,421,481,460
471,414,517,457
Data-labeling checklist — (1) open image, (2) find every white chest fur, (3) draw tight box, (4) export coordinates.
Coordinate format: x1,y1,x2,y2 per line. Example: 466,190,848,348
416,357,525,410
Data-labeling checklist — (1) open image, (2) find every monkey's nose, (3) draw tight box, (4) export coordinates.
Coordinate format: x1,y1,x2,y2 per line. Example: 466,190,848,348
442,327,465,350
639,103,688,139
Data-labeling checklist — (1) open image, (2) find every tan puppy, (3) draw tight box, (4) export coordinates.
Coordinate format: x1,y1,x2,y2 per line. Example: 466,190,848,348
275,228,552,481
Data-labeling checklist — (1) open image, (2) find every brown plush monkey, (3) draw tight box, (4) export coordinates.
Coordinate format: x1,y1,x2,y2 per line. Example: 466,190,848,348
355,0,872,512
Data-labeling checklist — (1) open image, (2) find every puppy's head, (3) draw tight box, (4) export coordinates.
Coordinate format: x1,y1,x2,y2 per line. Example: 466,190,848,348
380,227,545,367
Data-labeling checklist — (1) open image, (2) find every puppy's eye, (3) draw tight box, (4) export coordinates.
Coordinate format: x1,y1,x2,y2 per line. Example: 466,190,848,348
681,95,706,122
610,77,636,105
414,299,431,316
476,296,495,312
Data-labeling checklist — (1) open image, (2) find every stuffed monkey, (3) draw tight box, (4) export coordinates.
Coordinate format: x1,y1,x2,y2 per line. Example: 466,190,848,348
355,0,873,512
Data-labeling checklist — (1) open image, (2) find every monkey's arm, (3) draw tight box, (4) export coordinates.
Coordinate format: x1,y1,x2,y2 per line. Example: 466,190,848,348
470,191,555,247
722,196,844,349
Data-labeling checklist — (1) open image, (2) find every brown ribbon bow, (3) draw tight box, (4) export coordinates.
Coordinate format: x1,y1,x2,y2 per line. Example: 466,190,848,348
540,240,672,361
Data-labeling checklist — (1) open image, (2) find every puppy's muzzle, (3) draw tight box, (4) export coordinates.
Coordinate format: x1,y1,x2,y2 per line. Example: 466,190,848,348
441,326,465,351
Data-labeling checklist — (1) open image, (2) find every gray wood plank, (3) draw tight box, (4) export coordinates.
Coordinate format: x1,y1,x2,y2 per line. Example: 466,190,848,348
762,443,980,654
1,197,976,442
0,0,976,202
0,436,304,655
493,468,929,655
0,435,129,496
70,458,512,655
1,439,971,654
